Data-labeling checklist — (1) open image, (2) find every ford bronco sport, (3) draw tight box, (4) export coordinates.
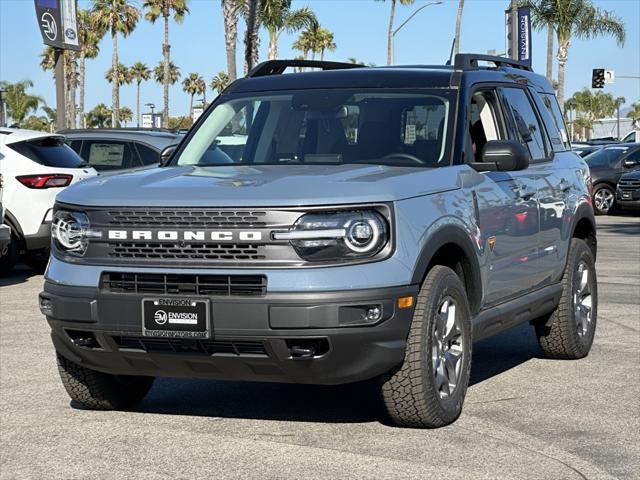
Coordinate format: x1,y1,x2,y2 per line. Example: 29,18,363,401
41,55,598,428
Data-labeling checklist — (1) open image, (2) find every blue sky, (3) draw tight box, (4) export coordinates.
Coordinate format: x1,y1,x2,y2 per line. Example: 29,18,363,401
1,0,638,120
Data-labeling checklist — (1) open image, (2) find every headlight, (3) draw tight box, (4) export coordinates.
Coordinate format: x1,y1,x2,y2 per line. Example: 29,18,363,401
274,210,389,262
52,210,100,256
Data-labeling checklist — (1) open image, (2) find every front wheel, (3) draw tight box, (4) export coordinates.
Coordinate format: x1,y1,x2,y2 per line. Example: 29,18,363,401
593,184,615,215
381,265,472,428
57,352,154,409
535,238,598,359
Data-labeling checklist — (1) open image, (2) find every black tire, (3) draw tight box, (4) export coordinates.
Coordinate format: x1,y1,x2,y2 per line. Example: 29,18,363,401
381,265,472,428
592,184,615,215
0,232,19,276
56,352,154,410
23,250,49,272
535,238,598,359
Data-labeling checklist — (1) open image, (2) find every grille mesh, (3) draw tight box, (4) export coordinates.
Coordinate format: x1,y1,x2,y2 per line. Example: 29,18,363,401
109,242,266,261
102,272,267,296
113,336,267,356
618,179,640,190
107,210,268,228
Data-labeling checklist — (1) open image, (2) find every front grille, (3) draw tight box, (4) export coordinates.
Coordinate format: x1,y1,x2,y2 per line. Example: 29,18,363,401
109,242,266,261
618,179,640,191
113,336,267,356
107,209,268,228
102,272,267,296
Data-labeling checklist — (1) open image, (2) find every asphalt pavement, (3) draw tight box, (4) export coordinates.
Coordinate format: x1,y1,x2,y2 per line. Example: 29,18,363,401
1,214,638,479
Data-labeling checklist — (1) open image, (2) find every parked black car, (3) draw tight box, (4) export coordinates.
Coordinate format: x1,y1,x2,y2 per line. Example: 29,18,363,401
616,170,640,212
572,144,603,158
584,143,640,214
60,129,183,174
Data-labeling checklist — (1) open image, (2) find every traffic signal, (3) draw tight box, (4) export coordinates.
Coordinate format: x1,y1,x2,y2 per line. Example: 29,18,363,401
592,69,605,89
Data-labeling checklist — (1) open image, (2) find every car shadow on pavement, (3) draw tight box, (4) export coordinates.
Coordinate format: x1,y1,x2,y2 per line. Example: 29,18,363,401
0,263,43,287
103,323,542,424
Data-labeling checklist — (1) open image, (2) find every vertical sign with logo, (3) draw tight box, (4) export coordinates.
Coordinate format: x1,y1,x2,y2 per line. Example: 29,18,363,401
517,6,532,67
34,0,79,51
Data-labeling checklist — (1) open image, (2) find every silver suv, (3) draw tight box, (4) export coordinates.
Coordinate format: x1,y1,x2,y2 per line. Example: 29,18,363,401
41,55,597,428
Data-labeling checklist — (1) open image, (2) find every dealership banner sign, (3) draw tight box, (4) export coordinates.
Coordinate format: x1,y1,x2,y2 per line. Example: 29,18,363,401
517,7,532,67
34,0,79,50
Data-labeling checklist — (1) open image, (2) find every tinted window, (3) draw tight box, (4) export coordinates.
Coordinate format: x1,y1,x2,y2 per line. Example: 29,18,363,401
501,88,548,161
8,136,88,168
176,90,455,168
540,93,570,150
624,148,640,165
136,143,160,165
81,141,136,171
584,147,629,168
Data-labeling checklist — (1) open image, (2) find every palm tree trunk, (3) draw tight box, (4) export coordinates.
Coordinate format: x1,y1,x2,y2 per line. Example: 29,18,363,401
163,6,170,127
320,48,324,61
189,93,194,118
136,81,141,127
386,0,396,65
78,52,86,128
453,0,464,56
244,0,260,75
546,23,553,83
556,38,569,113
223,0,238,82
268,29,277,60
112,30,120,127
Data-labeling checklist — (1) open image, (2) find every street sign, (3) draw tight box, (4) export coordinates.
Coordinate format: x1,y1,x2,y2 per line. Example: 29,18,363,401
592,69,605,88
34,0,79,51
604,70,615,84
142,113,163,129
192,107,204,122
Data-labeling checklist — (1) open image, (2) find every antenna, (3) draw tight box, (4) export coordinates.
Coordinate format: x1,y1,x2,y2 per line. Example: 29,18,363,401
446,38,456,65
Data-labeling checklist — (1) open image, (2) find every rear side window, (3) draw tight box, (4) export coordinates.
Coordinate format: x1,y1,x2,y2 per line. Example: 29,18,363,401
540,93,570,150
136,143,161,165
8,137,87,168
500,87,549,162
81,140,136,171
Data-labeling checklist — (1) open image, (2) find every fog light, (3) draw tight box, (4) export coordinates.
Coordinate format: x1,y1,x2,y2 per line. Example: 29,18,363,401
39,296,53,315
364,306,382,322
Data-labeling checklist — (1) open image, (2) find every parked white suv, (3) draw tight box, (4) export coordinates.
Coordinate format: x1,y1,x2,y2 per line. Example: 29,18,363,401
0,128,97,274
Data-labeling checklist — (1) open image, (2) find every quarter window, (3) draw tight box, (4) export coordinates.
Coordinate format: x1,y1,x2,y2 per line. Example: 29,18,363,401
501,88,548,162
541,93,570,150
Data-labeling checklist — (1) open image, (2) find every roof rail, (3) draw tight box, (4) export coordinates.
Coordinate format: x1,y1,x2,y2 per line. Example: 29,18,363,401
57,127,179,134
247,59,363,78
454,53,532,72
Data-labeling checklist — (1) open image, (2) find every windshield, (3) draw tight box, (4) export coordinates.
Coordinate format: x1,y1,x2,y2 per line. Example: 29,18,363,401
584,146,629,168
175,89,455,168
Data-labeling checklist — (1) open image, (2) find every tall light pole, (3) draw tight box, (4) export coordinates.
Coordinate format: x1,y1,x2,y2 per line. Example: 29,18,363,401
0,87,6,128
391,1,442,65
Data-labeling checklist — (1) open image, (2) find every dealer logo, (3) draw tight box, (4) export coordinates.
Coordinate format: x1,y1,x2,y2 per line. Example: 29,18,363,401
41,12,57,41
154,310,168,325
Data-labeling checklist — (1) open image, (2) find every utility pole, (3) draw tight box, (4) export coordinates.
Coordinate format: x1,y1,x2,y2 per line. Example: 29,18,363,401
510,0,518,61
0,87,6,127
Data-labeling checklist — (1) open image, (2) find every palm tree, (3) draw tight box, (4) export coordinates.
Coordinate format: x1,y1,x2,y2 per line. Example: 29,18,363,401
92,0,139,127
129,62,151,127
210,71,230,93
182,73,205,117
523,0,625,111
627,102,640,129
377,0,415,65
86,103,113,128
261,0,317,60
244,0,261,74
292,30,314,60
143,0,189,126
222,0,240,82
154,60,181,86
453,0,464,56
105,63,132,87
39,47,77,128
0,81,42,125
119,106,134,126
568,89,620,138
77,9,106,128
315,27,336,61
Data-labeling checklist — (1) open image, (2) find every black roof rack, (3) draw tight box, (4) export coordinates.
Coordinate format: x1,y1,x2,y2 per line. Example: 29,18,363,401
247,59,363,77
454,53,532,72
57,127,180,134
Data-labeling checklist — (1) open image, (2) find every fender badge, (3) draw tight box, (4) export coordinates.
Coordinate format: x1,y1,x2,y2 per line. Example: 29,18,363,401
488,236,496,251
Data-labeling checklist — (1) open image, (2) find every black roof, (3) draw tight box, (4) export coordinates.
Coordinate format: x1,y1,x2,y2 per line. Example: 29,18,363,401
227,54,554,95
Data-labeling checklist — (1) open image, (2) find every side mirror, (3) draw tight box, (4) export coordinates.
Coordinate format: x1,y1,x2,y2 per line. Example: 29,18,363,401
160,144,178,166
623,159,639,169
474,140,530,172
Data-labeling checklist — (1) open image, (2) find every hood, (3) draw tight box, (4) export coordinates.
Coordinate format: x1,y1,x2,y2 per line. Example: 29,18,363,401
55,164,465,207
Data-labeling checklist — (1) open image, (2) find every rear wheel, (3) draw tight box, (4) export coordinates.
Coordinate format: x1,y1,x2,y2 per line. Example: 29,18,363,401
0,232,19,276
381,266,472,428
57,352,154,410
535,238,598,359
593,184,615,215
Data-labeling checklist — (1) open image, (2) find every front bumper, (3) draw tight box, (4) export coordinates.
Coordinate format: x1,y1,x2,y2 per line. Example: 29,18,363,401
41,281,417,385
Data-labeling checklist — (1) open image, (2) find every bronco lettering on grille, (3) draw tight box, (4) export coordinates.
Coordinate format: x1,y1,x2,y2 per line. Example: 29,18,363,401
107,230,263,242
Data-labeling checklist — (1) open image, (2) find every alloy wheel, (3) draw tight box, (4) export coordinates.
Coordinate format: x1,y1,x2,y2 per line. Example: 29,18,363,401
594,188,614,213
574,261,593,338
432,297,464,399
